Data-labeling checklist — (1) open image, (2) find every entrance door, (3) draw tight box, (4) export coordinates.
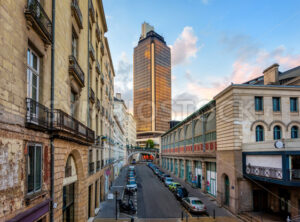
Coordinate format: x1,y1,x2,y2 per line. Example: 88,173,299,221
224,175,229,206
253,190,268,211
63,183,75,222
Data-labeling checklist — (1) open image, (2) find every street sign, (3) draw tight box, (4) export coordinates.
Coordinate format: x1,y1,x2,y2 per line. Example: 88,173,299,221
107,193,114,200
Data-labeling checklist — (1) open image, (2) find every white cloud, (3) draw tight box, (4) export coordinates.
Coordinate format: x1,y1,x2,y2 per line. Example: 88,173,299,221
170,26,201,66
201,0,210,4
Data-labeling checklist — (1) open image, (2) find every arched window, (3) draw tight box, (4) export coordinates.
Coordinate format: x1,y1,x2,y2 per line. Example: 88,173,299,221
273,125,282,140
255,125,264,142
291,126,299,139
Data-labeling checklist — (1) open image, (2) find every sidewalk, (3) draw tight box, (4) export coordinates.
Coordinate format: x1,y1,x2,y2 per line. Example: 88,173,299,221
96,167,128,218
158,166,236,219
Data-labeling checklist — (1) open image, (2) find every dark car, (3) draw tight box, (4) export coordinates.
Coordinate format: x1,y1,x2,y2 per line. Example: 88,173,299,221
162,174,170,182
175,187,189,201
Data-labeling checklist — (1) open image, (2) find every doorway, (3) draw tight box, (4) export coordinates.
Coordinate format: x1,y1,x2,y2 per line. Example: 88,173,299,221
224,175,230,206
253,189,268,211
63,183,75,222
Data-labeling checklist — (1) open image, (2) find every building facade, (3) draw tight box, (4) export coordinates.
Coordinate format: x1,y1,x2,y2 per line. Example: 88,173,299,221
126,113,137,148
133,22,171,146
0,0,116,221
161,101,217,196
215,64,300,219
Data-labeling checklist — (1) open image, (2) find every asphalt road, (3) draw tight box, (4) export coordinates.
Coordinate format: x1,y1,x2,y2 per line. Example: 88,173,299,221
136,164,183,218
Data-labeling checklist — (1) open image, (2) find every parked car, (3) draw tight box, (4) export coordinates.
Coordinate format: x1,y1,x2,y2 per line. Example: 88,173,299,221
175,187,189,200
168,182,181,192
126,181,137,191
164,177,174,186
154,168,160,175
162,174,170,182
181,197,206,214
158,172,165,180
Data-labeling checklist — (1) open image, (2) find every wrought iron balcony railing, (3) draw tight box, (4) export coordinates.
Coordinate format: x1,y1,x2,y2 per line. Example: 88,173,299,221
89,162,95,174
96,23,101,42
24,0,52,44
69,55,85,87
89,0,95,23
96,160,100,171
53,109,94,142
96,60,101,74
26,98,50,130
89,88,95,103
89,42,95,61
96,99,101,110
245,164,283,180
100,72,104,84
71,0,83,29
289,169,300,181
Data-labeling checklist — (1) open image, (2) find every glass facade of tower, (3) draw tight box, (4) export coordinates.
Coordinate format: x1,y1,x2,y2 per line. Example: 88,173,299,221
133,31,171,134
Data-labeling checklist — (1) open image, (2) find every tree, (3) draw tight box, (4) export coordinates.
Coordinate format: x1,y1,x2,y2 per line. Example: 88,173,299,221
145,139,154,149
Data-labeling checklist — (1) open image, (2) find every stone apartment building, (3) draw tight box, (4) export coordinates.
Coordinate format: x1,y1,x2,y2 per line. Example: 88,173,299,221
215,64,300,219
0,0,115,221
161,101,217,196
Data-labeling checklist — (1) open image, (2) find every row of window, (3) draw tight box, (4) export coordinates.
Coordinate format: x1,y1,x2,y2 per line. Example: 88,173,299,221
255,125,299,141
255,96,298,112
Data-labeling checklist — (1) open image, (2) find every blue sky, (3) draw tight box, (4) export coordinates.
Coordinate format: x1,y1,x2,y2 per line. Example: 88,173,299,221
103,0,300,120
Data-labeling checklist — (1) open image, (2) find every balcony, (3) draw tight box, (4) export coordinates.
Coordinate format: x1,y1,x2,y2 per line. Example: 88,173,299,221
96,99,101,110
101,106,105,115
89,42,95,61
96,61,101,74
245,164,283,180
96,23,101,42
69,55,85,87
71,0,83,29
89,88,95,103
89,162,95,175
100,41,104,55
24,0,52,44
89,0,95,23
53,109,94,143
25,98,50,130
96,160,101,171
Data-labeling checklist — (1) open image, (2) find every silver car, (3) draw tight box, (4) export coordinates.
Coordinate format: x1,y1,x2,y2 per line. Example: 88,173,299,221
182,197,206,214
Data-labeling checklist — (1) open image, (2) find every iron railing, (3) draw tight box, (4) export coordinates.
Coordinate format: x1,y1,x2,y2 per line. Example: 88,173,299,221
71,0,83,29
25,0,52,43
26,98,50,130
53,109,94,142
89,88,95,103
69,55,85,87
89,0,95,23
96,60,101,74
100,72,104,84
245,165,283,180
89,162,95,174
100,41,104,55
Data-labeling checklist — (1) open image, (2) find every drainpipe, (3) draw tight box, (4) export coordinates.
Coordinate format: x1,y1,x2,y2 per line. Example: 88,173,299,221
87,0,90,127
50,0,56,221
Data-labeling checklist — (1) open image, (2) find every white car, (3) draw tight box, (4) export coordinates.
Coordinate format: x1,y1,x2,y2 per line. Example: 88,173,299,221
126,181,137,191
182,197,206,214
164,177,174,186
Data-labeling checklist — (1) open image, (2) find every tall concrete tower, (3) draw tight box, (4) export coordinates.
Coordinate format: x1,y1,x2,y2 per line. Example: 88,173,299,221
133,23,171,147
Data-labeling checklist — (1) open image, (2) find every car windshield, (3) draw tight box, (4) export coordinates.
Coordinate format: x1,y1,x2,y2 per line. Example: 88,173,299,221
166,178,173,182
192,200,203,205
128,181,136,185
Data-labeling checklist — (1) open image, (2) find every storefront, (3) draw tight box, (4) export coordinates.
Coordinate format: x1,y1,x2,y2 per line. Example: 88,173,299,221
180,159,184,179
175,159,178,175
206,162,217,196
186,160,192,183
194,161,202,188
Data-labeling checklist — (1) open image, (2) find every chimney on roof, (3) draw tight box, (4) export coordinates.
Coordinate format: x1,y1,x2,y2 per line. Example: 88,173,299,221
116,93,122,100
263,63,279,85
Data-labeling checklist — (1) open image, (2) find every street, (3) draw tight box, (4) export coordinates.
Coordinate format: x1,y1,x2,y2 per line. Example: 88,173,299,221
96,163,236,220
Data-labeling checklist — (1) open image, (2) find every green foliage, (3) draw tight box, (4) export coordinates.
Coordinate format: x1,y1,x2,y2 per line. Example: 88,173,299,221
145,139,154,149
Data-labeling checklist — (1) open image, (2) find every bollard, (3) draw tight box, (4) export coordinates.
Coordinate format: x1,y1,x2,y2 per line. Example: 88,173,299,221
181,211,184,220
